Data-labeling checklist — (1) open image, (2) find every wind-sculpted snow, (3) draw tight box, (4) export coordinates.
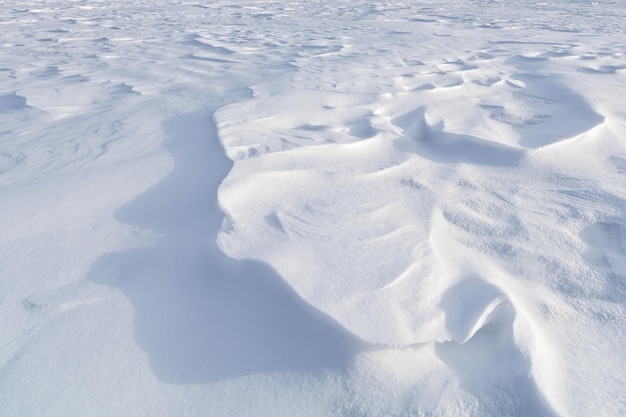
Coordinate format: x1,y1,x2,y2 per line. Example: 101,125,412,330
214,2,626,415
1,1,625,417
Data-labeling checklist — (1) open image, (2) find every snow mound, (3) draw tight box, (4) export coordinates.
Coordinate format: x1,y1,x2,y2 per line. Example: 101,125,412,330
2,1,626,416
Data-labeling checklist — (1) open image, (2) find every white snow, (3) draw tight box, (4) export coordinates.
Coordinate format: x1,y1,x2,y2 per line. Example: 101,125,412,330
1,1,625,416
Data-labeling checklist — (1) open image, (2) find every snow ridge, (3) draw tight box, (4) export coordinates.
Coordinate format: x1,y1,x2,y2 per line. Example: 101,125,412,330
214,2,626,415
1,1,625,417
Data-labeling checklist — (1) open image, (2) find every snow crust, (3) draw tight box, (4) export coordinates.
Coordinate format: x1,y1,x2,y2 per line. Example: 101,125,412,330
1,1,625,416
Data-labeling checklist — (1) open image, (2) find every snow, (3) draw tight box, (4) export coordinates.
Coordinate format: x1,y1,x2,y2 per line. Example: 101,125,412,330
1,1,625,416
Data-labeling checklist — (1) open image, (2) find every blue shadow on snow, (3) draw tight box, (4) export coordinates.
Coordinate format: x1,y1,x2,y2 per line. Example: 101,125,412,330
88,109,365,383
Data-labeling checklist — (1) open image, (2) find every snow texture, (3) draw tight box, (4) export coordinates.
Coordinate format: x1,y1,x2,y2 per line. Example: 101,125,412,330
1,1,625,416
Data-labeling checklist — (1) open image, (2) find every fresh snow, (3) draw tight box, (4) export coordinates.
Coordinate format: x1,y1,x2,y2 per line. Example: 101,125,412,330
1,1,625,416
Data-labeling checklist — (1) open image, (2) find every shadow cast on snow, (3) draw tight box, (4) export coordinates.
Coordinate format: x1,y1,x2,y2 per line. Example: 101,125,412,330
435,277,559,417
88,109,364,384
392,107,525,167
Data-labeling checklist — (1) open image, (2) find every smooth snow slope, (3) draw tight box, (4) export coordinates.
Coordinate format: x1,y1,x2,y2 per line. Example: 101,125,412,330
1,1,625,416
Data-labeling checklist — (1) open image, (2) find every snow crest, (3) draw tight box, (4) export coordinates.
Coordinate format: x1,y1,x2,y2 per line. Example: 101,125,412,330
2,1,625,416
214,2,626,415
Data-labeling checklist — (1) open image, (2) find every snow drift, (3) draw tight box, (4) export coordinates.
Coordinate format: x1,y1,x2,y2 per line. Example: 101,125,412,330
1,1,625,416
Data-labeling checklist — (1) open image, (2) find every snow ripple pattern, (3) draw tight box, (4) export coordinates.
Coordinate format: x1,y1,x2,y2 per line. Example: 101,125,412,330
214,1,626,416
1,1,625,417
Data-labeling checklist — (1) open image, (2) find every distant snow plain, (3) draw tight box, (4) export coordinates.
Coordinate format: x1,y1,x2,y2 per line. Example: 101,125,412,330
1,1,625,416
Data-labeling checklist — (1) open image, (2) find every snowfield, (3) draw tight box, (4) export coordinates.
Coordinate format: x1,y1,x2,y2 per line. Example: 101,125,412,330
1,1,625,416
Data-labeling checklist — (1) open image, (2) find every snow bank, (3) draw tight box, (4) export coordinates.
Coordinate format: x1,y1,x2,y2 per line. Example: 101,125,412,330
1,1,625,416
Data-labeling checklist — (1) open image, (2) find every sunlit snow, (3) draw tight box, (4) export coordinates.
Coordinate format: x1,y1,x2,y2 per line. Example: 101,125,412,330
1,1,625,416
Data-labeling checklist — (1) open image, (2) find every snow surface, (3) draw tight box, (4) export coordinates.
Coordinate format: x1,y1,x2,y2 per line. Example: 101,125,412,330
1,1,625,416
